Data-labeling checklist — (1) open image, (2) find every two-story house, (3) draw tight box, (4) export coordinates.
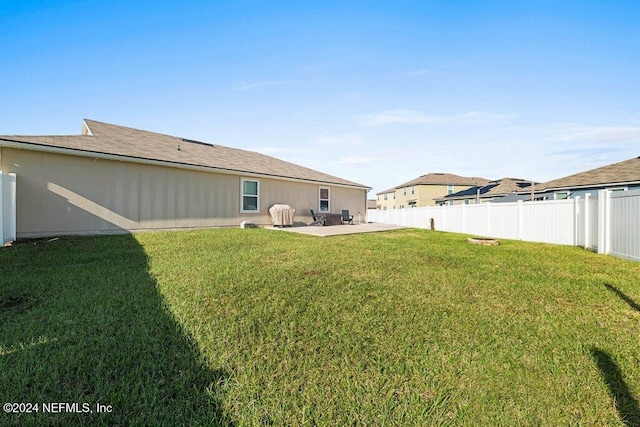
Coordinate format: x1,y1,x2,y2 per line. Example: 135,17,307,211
376,173,489,210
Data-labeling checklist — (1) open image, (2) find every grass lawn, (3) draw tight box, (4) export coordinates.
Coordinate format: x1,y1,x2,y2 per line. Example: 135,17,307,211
1,228,640,425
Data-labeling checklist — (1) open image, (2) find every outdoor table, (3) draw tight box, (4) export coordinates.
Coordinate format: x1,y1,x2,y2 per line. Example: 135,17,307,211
323,213,342,226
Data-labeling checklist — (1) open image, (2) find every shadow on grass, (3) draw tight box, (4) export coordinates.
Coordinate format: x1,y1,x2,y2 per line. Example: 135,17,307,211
0,235,233,426
604,283,640,312
590,348,640,427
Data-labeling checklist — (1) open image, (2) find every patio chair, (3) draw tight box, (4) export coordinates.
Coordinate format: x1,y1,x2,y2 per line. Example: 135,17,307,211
309,209,326,226
341,210,354,224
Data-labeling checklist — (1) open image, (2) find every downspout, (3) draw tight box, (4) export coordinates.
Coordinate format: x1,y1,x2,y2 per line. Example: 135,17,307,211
363,189,368,223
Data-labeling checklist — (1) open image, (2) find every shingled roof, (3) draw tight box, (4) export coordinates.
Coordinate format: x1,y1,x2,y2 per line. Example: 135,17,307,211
435,178,534,202
395,173,489,188
0,119,369,189
533,156,640,192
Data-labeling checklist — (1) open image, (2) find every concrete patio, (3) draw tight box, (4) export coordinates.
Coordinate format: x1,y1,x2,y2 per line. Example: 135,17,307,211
264,222,405,237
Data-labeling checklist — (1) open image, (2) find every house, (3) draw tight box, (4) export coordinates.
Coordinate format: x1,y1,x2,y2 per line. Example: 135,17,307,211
493,156,640,203
434,178,535,205
376,173,489,209
0,119,370,238
529,156,640,200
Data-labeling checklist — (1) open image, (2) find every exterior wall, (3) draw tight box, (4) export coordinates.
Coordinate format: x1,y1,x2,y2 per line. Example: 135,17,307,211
376,191,395,210
377,184,475,209
1,148,367,238
415,185,449,207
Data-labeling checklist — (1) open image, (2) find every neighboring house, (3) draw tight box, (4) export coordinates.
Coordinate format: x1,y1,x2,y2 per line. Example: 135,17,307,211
376,173,489,209
0,119,370,238
434,178,535,205
496,156,640,202
375,187,397,210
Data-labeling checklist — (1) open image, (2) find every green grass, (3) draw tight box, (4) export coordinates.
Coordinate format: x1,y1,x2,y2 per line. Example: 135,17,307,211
1,228,639,425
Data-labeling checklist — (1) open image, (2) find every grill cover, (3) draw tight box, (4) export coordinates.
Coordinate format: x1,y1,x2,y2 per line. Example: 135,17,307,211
269,204,296,226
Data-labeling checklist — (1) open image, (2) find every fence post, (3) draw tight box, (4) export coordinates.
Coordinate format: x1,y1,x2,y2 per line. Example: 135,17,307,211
584,193,590,249
597,190,610,254
0,171,4,245
604,190,611,254
573,196,580,246
9,173,16,242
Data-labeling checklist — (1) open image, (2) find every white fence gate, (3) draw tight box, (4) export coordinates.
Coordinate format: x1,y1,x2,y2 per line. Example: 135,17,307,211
368,189,640,262
1,171,17,245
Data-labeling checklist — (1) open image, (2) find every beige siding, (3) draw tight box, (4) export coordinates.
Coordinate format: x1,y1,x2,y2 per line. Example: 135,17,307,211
1,148,367,238
376,192,395,210
376,184,475,209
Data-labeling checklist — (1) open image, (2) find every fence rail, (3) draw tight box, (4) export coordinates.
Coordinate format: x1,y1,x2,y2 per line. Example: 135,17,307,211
367,189,640,262
1,171,17,245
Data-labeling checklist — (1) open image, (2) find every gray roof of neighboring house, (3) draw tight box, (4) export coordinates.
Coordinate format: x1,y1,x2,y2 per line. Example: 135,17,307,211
532,156,640,192
435,178,535,201
0,119,369,189
376,173,490,195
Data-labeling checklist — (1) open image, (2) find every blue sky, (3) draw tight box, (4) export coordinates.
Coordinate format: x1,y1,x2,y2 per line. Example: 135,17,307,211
2,1,639,194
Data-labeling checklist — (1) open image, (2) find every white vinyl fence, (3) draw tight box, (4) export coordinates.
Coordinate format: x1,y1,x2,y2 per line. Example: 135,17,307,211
368,189,640,262
605,189,640,261
1,171,17,245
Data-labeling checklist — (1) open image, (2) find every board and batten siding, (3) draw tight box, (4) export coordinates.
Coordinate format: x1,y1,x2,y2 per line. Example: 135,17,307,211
1,148,367,238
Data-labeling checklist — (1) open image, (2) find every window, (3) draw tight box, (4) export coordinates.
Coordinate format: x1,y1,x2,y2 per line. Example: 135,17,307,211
464,199,470,205
411,185,415,195
241,178,259,212
403,187,407,196
319,187,330,212
393,193,396,199
384,194,388,200
447,185,454,195
554,192,569,200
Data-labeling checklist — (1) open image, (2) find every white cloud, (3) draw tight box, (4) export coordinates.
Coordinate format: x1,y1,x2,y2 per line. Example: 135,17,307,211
458,111,518,123
338,156,376,165
314,133,365,145
356,109,439,126
545,125,640,143
355,109,516,126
